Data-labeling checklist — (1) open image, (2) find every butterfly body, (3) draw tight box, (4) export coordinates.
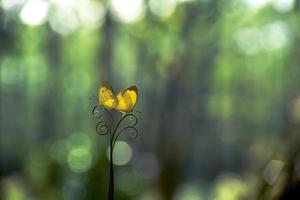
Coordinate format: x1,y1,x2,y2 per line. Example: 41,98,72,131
98,82,138,113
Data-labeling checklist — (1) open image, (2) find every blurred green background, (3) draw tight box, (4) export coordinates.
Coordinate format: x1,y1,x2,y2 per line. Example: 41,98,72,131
1,0,300,199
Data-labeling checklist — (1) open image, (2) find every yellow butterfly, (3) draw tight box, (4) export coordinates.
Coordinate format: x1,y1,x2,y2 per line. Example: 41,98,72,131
98,81,138,113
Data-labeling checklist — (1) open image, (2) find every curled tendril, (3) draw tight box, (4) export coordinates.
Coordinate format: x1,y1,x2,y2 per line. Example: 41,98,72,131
112,113,139,149
92,105,139,150
92,105,111,135
114,113,138,132
113,126,138,148
92,105,104,119
96,121,111,135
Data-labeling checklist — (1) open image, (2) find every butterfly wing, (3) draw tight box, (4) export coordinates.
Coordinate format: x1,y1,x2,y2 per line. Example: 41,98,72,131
98,81,116,109
115,86,138,113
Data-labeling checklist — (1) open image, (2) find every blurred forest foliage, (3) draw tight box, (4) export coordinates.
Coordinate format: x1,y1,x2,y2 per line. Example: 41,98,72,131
0,0,300,199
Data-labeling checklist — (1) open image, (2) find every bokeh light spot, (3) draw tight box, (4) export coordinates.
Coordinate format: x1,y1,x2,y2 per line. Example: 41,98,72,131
67,146,92,173
49,0,75,7
262,21,288,50
245,0,269,10
107,141,132,166
234,27,263,55
49,6,79,35
271,0,294,12
78,0,105,29
19,0,49,26
67,132,92,150
212,173,247,200
263,160,284,185
110,0,145,24
149,0,177,19
1,0,25,10
2,178,28,200
66,133,93,173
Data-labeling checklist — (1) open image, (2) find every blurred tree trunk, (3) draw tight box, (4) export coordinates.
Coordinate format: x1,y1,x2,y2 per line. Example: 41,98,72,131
0,8,20,175
40,28,61,140
99,11,114,83
295,0,300,11
157,1,218,200
155,1,221,199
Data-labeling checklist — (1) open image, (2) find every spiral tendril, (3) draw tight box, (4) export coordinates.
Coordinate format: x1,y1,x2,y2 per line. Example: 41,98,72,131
93,107,139,149
96,121,111,135
113,113,137,131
